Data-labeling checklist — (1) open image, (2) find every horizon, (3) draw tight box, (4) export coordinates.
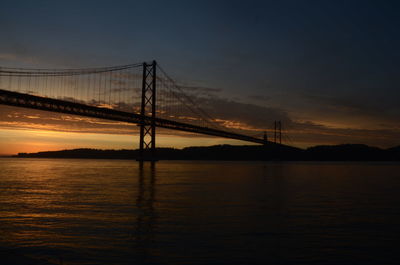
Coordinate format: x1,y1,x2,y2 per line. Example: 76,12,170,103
2,142,400,157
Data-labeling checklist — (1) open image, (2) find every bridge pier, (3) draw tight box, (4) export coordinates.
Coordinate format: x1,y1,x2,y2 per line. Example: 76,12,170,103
137,60,158,162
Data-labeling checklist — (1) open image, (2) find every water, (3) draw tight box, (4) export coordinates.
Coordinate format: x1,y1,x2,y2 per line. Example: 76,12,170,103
0,159,400,264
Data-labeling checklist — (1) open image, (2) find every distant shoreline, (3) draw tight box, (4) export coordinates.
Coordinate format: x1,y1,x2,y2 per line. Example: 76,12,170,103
11,144,400,161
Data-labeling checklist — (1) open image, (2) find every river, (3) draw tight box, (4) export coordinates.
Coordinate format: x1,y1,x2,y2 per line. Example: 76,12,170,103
0,158,399,264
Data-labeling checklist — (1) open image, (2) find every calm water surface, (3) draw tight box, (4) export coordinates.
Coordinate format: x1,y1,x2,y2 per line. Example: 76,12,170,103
0,159,400,264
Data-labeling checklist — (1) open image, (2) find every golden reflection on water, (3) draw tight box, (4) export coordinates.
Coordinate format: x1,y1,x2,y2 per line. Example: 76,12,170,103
1,159,400,265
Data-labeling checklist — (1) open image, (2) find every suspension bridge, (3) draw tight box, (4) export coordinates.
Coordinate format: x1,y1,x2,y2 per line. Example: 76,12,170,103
0,61,272,160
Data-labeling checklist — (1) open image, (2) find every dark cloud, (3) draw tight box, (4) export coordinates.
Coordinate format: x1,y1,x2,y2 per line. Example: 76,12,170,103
1,93,400,148
201,97,290,128
302,93,400,125
305,94,383,114
0,105,138,134
289,120,400,148
180,85,222,94
247,94,271,102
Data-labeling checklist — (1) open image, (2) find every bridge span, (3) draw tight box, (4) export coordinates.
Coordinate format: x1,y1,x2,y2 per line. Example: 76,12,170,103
0,61,267,160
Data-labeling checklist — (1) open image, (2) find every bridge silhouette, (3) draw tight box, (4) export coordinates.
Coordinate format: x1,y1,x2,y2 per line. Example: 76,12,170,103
0,61,269,160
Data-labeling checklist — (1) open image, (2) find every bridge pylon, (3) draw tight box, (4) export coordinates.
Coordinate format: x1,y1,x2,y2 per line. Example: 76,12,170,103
137,60,157,161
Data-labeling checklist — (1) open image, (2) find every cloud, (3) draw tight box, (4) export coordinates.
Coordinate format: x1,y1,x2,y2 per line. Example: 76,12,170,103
247,94,271,102
1,90,400,148
305,93,384,114
0,53,17,61
299,92,400,129
0,53,38,65
180,85,222,94
287,120,400,148
0,105,138,134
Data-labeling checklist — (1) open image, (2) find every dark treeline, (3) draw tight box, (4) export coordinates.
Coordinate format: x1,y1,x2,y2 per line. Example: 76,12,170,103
15,144,400,161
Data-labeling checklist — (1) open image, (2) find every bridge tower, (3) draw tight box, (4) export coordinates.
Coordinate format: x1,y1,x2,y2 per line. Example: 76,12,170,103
138,60,157,161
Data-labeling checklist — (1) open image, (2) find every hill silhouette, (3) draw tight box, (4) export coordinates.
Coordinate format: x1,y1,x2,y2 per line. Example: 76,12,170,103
14,143,400,161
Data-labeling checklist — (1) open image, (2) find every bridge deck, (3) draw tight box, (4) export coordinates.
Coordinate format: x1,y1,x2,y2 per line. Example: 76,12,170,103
0,89,265,145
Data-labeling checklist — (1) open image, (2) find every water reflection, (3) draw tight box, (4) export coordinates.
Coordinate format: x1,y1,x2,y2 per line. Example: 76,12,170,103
1,159,400,265
133,162,157,262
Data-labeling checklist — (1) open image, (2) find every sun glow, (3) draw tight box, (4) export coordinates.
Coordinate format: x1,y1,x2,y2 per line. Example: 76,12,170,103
0,127,244,155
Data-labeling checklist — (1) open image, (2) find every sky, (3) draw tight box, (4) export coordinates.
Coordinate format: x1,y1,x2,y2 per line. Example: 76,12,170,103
1,0,400,155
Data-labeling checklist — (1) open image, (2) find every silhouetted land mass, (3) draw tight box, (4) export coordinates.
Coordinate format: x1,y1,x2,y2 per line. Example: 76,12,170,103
14,143,400,161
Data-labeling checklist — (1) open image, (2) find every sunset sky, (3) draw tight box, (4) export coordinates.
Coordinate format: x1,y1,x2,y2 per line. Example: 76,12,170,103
1,0,400,155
